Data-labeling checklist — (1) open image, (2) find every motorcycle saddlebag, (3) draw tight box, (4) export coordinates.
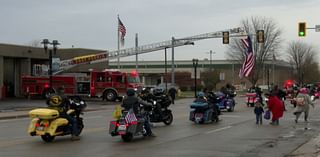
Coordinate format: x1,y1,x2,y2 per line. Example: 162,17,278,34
109,121,118,136
189,110,195,121
190,102,209,110
203,109,212,122
29,108,59,120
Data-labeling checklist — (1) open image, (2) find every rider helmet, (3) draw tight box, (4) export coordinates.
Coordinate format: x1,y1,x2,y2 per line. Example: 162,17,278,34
48,95,63,107
197,91,205,98
126,89,136,96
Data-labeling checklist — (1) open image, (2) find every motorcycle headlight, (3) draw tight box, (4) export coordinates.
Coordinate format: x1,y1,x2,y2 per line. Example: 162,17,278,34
80,101,85,105
153,101,157,105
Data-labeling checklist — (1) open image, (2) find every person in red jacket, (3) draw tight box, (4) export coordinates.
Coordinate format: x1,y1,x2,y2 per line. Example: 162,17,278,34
267,91,284,125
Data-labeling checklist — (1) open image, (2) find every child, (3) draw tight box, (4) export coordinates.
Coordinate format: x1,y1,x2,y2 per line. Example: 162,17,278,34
254,102,264,125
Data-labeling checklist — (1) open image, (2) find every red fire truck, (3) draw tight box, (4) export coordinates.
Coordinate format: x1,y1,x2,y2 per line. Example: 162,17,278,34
21,69,142,101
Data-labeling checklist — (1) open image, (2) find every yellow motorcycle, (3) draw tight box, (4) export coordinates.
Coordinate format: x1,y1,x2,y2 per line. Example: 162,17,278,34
28,96,86,142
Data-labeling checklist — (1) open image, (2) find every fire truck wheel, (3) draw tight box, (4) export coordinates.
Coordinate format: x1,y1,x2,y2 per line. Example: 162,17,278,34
104,90,117,101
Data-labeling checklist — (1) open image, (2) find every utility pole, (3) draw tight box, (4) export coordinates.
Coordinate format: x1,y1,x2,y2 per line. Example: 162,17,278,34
135,33,139,71
209,50,213,71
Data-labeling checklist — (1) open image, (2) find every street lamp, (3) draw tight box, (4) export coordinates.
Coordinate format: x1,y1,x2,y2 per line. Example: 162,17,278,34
192,58,199,98
41,39,59,90
164,47,169,92
171,37,194,87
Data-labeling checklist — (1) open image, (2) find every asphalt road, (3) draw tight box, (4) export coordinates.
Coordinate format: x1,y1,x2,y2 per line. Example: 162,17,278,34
0,97,319,157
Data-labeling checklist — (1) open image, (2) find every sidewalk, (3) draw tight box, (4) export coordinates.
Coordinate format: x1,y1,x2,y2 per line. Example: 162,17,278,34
288,133,320,157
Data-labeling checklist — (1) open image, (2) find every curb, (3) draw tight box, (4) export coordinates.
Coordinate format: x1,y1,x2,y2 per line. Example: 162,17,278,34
0,107,111,120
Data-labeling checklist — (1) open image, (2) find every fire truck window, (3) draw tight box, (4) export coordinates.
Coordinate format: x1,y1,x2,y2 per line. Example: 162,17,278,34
96,74,105,82
116,76,124,83
106,77,112,82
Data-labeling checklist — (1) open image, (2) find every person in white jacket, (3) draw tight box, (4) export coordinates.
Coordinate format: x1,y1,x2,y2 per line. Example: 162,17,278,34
294,88,314,123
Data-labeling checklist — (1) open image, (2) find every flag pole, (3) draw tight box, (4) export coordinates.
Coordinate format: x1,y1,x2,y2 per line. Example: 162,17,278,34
117,15,120,69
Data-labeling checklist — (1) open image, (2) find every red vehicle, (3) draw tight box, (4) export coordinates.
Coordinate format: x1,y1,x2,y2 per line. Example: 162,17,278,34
246,92,257,107
22,70,142,101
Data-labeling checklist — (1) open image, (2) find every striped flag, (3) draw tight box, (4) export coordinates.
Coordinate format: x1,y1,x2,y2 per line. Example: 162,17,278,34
239,36,255,78
118,17,126,46
125,109,137,123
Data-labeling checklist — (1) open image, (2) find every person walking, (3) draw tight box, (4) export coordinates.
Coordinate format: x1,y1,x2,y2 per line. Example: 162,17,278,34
267,91,284,125
294,88,314,123
254,102,264,125
168,87,177,104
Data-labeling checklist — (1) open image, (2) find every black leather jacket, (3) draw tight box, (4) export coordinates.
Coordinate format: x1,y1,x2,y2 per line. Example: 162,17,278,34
122,95,151,115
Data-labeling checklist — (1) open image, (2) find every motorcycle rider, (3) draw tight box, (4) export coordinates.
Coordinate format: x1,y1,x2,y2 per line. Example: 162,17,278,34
194,92,220,118
221,83,236,97
194,91,207,103
122,89,156,137
46,87,80,140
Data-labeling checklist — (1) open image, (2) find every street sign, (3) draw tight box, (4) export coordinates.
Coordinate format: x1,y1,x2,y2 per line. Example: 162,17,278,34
315,25,320,32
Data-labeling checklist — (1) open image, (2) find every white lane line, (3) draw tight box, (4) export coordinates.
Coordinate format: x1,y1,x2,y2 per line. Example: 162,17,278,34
220,115,241,118
205,126,232,134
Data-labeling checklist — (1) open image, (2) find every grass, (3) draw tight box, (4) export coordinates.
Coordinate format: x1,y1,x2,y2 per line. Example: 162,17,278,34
178,91,197,98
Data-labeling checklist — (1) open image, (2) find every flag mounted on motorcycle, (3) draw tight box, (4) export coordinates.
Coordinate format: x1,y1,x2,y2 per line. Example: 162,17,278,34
125,109,137,123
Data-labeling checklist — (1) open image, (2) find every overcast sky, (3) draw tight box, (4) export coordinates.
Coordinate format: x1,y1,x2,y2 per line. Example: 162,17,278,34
0,0,319,61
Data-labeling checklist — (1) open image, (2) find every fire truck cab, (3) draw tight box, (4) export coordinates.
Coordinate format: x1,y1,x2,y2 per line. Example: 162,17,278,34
21,70,142,101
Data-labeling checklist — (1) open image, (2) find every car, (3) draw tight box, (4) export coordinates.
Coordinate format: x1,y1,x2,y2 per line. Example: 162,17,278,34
154,83,179,93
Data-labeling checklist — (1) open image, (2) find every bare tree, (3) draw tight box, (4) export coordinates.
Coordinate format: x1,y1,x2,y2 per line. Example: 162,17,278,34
286,41,319,85
201,69,221,90
27,39,42,47
226,16,282,85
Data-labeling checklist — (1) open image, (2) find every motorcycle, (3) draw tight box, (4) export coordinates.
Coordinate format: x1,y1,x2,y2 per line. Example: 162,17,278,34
215,91,236,112
189,100,219,124
109,107,150,142
28,96,86,142
246,92,258,107
139,90,173,125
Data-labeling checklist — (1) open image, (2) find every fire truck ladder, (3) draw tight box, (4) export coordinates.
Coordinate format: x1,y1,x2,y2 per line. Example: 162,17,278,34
57,27,244,74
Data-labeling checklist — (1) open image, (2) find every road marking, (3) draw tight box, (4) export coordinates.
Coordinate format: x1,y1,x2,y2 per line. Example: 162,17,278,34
205,126,232,134
220,115,241,118
0,138,32,148
83,127,106,133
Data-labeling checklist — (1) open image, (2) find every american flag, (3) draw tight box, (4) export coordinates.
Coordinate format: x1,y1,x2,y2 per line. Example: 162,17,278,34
239,36,255,78
118,17,126,46
125,109,137,123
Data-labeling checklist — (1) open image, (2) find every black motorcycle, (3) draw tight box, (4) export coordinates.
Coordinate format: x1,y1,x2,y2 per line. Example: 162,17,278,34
140,90,173,125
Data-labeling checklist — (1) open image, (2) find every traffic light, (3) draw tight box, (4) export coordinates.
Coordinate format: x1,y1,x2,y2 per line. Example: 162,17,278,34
298,22,306,37
222,31,229,44
256,30,264,43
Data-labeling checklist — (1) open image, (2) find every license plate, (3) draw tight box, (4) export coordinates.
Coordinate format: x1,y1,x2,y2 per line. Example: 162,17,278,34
36,126,44,131
118,125,126,131
195,113,203,118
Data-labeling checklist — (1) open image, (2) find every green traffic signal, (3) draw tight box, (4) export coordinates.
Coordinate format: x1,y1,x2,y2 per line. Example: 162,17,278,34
298,22,306,37
299,31,305,36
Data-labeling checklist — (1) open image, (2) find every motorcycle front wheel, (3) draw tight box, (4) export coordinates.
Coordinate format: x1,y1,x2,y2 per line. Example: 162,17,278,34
163,112,173,125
